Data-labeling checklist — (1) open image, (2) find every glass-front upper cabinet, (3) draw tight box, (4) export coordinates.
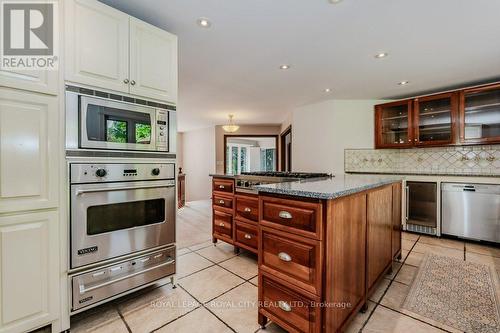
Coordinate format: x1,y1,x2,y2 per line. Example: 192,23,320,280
460,84,500,144
375,100,413,148
414,92,457,146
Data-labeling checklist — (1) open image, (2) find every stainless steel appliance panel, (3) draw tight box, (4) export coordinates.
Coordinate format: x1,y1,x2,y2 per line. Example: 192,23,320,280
70,178,175,268
70,163,175,184
442,183,500,242
72,246,175,311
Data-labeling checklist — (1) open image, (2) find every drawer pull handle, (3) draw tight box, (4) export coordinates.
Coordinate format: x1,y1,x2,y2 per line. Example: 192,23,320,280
278,252,292,262
218,199,225,204
219,185,225,189
244,207,252,212
278,301,292,312
278,211,292,219
244,234,252,239
219,222,225,227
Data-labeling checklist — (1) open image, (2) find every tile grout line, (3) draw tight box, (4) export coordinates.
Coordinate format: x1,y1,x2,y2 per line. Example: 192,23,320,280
115,304,133,333
377,304,452,333
150,303,203,332
176,284,238,333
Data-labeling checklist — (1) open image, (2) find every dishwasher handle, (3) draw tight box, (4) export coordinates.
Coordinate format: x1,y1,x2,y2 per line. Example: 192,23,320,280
405,185,409,221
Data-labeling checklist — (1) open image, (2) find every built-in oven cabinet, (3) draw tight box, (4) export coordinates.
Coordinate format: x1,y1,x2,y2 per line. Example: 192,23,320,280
65,0,178,103
0,211,59,333
0,68,58,96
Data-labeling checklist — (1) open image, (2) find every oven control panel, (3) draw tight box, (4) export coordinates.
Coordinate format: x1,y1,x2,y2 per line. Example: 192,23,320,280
71,163,176,184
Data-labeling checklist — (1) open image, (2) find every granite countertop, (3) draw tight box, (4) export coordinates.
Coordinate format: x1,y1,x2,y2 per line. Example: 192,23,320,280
209,173,237,179
254,174,403,199
347,171,500,178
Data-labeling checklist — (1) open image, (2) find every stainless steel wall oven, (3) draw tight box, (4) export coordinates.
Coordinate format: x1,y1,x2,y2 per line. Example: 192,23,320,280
69,162,176,311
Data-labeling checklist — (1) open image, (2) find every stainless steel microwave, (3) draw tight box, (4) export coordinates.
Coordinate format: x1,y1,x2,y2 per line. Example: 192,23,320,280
66,87,176,153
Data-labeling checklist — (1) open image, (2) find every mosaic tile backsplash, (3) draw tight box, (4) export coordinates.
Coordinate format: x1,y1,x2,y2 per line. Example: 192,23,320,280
345,145,500,176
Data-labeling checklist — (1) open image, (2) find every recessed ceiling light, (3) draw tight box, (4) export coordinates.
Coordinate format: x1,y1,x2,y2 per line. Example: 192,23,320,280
374,52,388,59
197,17,211,28
279,64,291,70
324,88,332,93
398,81,409,85
329,0,343,4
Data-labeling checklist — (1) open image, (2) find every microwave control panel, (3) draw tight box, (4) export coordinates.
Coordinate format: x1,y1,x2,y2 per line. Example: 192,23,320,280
156,110,168,151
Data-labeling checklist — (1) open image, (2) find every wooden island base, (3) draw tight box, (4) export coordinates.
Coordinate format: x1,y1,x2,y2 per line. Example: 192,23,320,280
211,176,402,333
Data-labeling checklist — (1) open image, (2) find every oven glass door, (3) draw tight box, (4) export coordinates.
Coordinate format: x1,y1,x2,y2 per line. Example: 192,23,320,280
80,96,157,151
71,180,175,268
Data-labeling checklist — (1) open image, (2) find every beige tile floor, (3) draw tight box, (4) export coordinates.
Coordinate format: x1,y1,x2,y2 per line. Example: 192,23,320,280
68,200,500,333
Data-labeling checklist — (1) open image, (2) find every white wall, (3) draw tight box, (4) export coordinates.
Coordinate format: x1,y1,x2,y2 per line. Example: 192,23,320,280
182,127,216,201
292,99,387,175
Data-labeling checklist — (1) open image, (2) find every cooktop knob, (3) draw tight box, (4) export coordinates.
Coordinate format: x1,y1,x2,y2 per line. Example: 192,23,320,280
95,169,107,177
152,168,160,176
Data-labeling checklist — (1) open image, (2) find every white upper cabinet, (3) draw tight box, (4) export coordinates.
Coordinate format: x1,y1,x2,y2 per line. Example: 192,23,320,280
64,0,178,103
129,18,178,103
0,88,59,213
65,0,129,93
0,69,58,95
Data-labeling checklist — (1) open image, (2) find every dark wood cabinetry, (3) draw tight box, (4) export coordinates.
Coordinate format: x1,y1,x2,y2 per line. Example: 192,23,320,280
211,177,258,254
258,183,401,333
375,82,500,148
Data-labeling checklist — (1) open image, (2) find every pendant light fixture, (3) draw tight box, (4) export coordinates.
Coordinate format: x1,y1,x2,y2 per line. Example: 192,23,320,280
222,114,240,133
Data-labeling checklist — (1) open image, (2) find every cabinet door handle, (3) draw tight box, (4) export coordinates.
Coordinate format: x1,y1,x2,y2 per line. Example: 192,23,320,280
244,234,252,239
219,185,225,189
218,199,225,204
123,79,129,84
130,80,136,85
278,301,292,312
244,207,251,212
278,252,292,262
219,222,225,227
278,211,292,219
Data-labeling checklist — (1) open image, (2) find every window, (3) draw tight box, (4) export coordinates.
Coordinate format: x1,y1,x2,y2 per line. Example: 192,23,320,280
106,119,127,143
225,136,277,174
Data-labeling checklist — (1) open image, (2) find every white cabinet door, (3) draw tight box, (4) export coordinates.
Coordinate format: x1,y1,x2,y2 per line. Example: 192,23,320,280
129,18,178,103
0,69,58,95
65,0,129,93
0,88,59,213
0,211,59,333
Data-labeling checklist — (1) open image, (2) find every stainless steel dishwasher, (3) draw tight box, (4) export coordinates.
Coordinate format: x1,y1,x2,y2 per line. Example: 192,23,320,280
442,183,500,243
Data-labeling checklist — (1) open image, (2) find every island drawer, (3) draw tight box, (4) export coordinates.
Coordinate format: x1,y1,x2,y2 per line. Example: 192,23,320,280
213,194,234,212
260,196,323,240
235,194,259,223
213,178,234,194
260,275,321,333
235,220,258,252
260,227,321,296
213,209,233,239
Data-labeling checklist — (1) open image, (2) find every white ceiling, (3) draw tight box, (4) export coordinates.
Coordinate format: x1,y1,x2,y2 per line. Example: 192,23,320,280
100,0,500,131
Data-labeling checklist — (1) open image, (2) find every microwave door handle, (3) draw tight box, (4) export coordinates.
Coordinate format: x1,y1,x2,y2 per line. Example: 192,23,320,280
79,259,175,294
76,184,174,195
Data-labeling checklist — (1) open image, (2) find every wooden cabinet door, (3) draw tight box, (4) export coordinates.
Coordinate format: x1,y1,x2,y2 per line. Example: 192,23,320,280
375,100,414,148
391,183,402,259
0,69,58,95
65,0,129,93
0,211,59,333
129,18,178,103
366,185,393,291
414,92,458,146
459,83,500,144
0,88,59,213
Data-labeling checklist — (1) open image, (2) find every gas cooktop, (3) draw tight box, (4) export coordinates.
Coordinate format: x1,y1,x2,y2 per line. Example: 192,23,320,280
235,171,332,194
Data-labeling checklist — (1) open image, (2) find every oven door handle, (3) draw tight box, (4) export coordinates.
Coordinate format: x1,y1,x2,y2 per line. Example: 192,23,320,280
79,259,175,294
75,184,174,195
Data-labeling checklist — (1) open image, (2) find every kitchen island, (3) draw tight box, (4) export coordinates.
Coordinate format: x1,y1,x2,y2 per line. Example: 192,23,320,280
210,174,402,332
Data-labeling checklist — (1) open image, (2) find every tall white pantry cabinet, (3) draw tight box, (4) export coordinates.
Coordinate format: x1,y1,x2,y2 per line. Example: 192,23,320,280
0,3,63,333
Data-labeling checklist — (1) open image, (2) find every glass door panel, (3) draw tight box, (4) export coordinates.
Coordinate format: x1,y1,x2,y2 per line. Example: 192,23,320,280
415,94,455,145
377,101,412,147
462,86,500,142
